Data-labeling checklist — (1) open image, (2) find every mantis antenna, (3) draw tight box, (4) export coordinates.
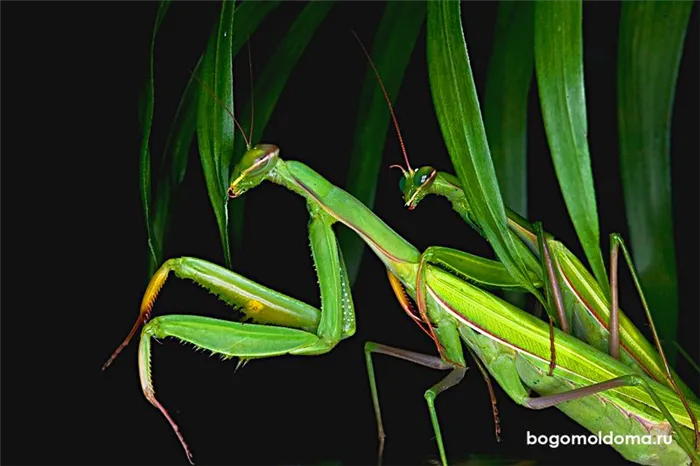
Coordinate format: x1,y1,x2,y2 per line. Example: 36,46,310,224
351,30,412,173
188,69,251,150
247,41,255,147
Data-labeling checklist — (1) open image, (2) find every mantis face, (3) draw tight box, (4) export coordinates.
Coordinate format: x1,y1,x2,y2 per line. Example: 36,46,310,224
399,166,437,210
228,144,280,198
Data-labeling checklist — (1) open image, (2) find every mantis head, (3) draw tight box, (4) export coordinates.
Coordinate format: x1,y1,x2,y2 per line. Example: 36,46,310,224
396,165,438,210
396,166,475,223
228,144,280,198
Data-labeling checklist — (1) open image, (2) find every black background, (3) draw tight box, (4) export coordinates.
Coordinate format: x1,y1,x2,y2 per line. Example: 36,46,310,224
2,2,698,465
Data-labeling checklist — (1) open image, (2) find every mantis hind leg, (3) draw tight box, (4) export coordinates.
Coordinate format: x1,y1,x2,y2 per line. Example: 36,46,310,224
519,371,700,465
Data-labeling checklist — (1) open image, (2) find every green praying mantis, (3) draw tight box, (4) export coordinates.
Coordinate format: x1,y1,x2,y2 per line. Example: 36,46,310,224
395,159,698,400
103,131,700,465
101,19,700,466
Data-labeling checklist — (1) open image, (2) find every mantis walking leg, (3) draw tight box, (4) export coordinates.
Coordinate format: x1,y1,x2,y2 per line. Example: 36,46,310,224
364,342,456,464
364,320,467,466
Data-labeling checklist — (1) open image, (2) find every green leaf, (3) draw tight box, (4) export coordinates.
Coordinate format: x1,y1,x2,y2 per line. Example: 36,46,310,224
229,1,335,254
484,1,533,220
617,0,693,362
148,57,202,276
197,0,235,268
534,1,608,291
339,0,426,285
164,59,201,187
140,0,171,273
427,1,543,303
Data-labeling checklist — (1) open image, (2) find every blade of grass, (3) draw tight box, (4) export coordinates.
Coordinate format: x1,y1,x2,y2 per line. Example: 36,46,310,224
197,0,235,268
674,341,700,376
229,1,335,254
339,0,426,285
534,1,608,292
427,1,543,304
140,0,171,273
617,0,693,363
484,1,533,220
484,1,534,309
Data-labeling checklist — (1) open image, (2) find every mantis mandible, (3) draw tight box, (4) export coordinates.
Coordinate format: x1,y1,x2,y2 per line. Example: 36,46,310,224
104,131,700,465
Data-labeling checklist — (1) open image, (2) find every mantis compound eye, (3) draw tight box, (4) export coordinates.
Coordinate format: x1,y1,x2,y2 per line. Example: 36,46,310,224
398,176,407,193
241,144,280,176
414,166,436,188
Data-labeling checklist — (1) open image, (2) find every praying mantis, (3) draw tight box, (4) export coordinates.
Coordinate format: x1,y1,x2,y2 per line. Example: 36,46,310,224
394,159,698,399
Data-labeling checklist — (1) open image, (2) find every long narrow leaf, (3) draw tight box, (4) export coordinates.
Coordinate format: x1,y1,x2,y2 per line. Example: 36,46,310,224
197,0,235,268
534,1,608,291
427,1,543,302
484,1,533,219
229,1,335,254
339,1,426,284
140,0,171,273
149,57,202,276
617,1,693,362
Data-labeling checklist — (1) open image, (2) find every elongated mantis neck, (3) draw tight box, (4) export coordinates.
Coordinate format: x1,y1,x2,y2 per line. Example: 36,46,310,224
430,172,481,233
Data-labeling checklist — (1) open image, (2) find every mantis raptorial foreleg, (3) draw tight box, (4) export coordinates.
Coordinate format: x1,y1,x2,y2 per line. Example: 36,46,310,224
105,205,356,463
406,245,540,365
